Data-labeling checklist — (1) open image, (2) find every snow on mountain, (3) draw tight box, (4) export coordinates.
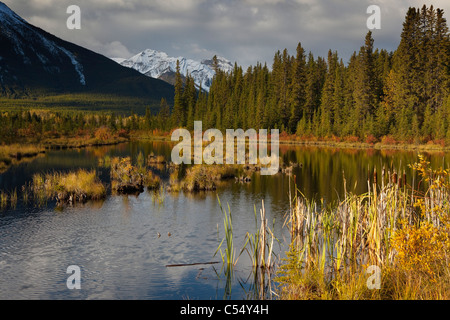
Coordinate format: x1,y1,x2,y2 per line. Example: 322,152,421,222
0,1,86,85
115,49,234,92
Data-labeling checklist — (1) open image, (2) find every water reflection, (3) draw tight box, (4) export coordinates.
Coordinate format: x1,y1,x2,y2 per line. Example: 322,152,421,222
0,141,448,299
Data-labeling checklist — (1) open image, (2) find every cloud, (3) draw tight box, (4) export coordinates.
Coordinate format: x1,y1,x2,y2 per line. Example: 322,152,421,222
3,0,450,69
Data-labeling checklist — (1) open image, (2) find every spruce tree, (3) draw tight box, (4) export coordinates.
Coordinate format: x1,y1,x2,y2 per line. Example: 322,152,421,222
288,43,307,133
171,60,185,128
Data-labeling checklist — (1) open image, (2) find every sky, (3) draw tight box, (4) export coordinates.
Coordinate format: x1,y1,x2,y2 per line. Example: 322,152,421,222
3,0,450,68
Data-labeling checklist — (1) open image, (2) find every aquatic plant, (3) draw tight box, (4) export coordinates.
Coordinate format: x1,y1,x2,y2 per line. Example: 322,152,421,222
10,188,17,208
0,191,8,209
150,185,165,207
31,170,106,205
242,200,277,271
22,185,29,204
148,153,166,165
277,155,450,300
168,164,242,192
110,156,163,194
215,196,237,268
110,157,145,193
146,170,161,190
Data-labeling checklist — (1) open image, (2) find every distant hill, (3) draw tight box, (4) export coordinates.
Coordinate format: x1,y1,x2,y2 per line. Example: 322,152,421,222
0,2,174,114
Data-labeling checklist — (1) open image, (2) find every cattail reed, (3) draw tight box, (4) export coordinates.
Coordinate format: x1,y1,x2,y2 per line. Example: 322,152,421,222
278,155,450,300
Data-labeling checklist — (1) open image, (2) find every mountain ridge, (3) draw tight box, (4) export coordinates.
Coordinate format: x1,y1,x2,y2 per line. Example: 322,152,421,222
0,1,174,112
114,49,234,92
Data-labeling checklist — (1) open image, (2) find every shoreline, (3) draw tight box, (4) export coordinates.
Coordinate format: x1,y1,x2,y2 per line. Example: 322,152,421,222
131,131,450,153
277,139,450,152
2,132,449,175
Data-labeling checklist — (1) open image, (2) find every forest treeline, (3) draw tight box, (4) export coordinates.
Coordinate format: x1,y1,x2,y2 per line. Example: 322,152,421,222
0,5,449,147
169,5,450,144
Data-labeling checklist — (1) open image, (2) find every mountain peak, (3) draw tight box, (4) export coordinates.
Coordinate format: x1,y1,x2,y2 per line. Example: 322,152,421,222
0,1,174,108
116,49,234,92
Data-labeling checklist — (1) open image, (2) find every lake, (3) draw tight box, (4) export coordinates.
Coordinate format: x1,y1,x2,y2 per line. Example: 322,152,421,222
0,141,447,300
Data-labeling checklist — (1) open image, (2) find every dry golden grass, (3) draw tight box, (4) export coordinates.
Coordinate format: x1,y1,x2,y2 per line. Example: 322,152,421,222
277,155,450,300
168,164,242,192
32,170,106,204
0,144,45,158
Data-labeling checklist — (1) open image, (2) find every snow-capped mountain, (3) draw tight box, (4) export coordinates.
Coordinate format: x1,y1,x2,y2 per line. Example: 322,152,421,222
0,1,174,105
114,49,234,92
0,2,86,87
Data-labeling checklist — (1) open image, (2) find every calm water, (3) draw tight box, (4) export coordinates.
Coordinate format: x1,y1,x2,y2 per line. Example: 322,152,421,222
0,142,448,300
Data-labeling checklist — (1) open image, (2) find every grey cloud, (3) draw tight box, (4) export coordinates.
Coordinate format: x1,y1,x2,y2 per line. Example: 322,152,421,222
3,0,450,68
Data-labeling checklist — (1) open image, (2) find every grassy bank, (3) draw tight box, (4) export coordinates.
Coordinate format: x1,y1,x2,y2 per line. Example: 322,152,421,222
276,155,450,299
0,144,46,173
132,130,450,152
278,138,450,152
41,135,128,150
0,127,129,173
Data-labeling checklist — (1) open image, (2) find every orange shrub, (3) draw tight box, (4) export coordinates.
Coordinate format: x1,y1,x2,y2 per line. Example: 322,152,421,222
344,135,360,143
365,135,378,145
117,129,130,139
381,135,397,145
94,127,112,141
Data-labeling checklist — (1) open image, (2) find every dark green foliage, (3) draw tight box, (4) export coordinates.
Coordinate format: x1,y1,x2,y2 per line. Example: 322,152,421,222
1,5,449,146
158,5,450,145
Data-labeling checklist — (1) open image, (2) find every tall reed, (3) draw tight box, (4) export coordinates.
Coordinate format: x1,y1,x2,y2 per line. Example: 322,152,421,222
215,196,237,268
10,189,17,208
277,155,450,300
0,191,8,209
242,200,277,272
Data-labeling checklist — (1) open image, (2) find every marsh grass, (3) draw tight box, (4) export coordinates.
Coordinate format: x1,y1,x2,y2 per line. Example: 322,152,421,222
110,156,164,194
31,170,106,205
242,200,278,272
168,164,244,192
10,189,17,208
214,196,279,299
277,155,450,300
110,157,145,193
0,144,45,159
0,191,8,209
150,185,165,207
0,188,18,210
22,186,29,204
146,170,161,190
215,196,237,268
148,153,166,166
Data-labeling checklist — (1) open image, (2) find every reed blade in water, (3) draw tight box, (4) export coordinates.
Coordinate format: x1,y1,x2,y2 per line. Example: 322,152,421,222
215,196,237,268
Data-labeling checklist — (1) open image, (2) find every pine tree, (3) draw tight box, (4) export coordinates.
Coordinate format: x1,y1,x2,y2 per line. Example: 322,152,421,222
171,60,185,128
158,98,171,131
354,31,377,124
184,73,196,130
318,50,338,137
288,43,307,133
